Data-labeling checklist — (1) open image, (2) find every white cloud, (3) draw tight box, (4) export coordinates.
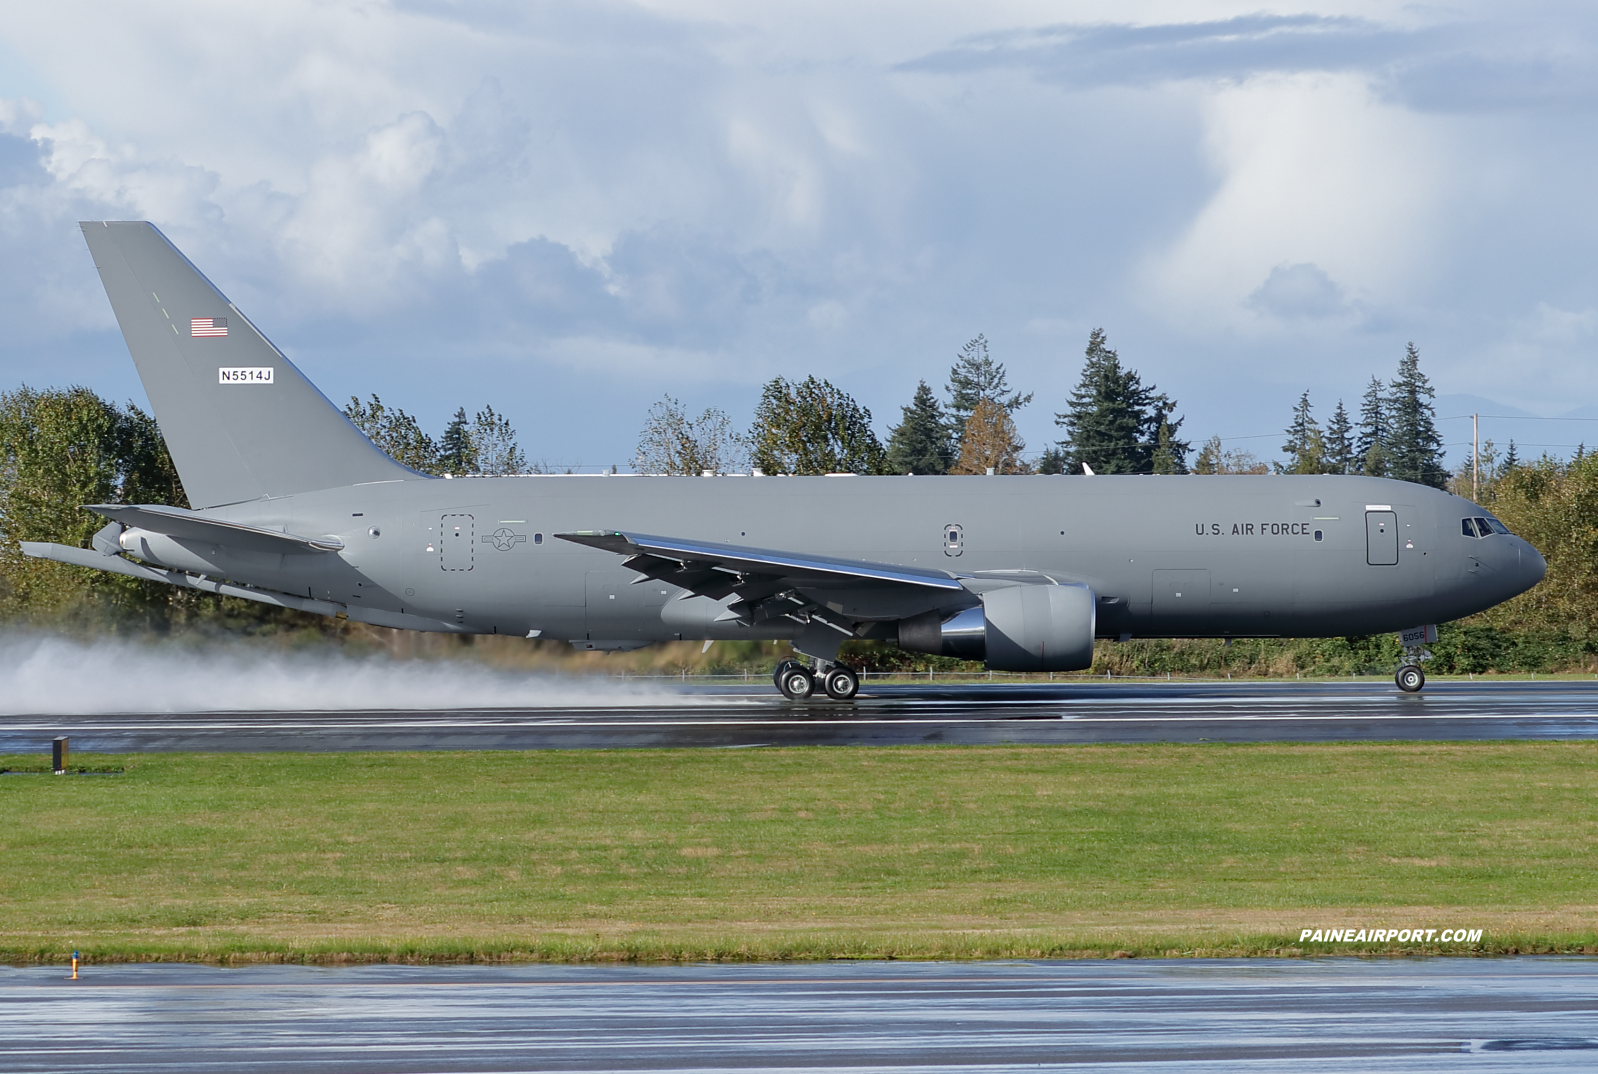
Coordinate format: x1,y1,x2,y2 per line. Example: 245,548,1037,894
1246,262,1350,320
1146,72,1442,329
2,3,1598,467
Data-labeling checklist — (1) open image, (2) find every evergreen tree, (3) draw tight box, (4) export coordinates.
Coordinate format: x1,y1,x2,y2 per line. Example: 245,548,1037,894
1387,342,1446,488
1150,399,1189,474
1034,446,1068,474
946,334,1031,436
1502,439,1520,474
1054,328,1188,474
1280,391,1326,474
748,375,885,475
884,381,954,474
1354,376,1389,477
1323,399,1355,475
438,408,476,474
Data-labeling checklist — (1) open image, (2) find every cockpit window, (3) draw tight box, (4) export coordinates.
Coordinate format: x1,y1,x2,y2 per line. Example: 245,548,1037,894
1462,516,1511,538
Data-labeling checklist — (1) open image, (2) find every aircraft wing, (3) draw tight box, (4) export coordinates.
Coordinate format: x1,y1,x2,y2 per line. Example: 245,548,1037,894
86,503,345,554
557,530,964,606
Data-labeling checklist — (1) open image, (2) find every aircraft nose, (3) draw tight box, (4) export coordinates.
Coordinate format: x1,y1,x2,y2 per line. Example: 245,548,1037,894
1514,538,1547,593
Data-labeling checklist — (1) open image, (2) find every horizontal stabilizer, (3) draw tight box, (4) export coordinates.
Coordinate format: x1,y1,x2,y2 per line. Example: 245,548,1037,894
21,541,456,633
85,503,344,553
558,531,965,591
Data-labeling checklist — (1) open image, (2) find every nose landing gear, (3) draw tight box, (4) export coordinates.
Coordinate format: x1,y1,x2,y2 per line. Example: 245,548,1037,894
773,659,860,701
1396,664,1426,693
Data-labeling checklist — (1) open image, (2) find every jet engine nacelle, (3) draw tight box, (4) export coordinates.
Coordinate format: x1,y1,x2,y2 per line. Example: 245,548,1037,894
897,583,1096,672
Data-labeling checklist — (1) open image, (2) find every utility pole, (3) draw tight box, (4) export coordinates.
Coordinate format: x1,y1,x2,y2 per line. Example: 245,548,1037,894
1472,413,1479,503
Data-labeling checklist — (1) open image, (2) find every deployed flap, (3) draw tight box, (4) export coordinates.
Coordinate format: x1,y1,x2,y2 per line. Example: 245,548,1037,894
86,503,344,554
80,221,422,508
558,531,964,591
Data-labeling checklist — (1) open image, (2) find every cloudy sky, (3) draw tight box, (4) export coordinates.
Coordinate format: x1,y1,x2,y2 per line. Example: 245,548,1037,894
2,0,1595,470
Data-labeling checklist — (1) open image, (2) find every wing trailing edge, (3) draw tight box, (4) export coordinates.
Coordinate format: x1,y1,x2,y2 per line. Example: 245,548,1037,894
557,531,965,592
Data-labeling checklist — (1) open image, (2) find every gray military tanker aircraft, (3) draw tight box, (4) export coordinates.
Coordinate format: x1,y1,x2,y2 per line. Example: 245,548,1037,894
24,222,1546,699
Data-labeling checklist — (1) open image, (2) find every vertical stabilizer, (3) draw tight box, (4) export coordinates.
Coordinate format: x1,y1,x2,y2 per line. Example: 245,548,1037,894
80,221,422,508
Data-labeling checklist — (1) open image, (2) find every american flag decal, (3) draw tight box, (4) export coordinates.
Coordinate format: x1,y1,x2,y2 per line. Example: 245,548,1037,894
191,317,228,337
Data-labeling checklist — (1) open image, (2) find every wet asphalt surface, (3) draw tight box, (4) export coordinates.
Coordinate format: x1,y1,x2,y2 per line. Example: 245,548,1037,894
4,959,1597,1072
5,680,1598,752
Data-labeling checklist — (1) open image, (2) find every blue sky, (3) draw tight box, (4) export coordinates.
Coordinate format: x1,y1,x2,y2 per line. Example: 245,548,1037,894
2,1,1595,471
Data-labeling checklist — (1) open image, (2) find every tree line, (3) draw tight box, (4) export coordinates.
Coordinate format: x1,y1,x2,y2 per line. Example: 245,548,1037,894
637,329,1450,490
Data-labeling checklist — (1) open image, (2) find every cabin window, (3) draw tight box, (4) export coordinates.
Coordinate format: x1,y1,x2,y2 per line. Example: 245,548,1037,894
943,524,963,556
1314,530,1323,542
534,533,543,545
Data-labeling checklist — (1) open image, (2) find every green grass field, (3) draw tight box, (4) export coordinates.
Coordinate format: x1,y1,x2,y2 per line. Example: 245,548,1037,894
4,743,1597,963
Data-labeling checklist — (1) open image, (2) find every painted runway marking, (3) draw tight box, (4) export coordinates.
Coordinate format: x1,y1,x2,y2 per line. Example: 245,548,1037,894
4,710,1597,731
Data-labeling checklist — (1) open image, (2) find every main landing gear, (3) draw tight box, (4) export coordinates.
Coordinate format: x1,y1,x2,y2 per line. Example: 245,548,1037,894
773,659,860,701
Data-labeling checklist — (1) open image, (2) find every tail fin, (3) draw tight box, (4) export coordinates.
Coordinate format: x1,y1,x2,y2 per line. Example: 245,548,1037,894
80,221,421,508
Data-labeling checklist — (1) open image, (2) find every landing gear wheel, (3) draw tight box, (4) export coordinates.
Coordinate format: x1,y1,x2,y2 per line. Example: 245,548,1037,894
772,660,802,690
777,665,815,700
1396,665,1425,693
822,665,860,701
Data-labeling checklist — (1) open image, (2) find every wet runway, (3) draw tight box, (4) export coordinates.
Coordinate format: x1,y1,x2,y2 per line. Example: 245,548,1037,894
5,680,1598,753
4,959,1597,1072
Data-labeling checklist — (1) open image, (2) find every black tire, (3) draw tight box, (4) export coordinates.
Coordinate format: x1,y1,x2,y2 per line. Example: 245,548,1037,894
772,659,799,690
1396,665,1425,693
778,666,815,700
823,665,860,701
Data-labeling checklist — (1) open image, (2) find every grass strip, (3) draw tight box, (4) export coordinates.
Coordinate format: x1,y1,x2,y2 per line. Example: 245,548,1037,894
3,743,1596,963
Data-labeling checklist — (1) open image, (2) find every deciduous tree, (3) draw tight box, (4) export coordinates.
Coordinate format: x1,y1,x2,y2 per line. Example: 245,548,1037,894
951,398,1027,474
344,395,438,474
470,405,528,475
749,376,884,475
636,396,746,475
1192,435,1269,474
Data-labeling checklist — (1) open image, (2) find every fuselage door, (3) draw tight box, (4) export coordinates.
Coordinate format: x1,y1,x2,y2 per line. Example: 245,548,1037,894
441,513,474,571
1366,511,1398,566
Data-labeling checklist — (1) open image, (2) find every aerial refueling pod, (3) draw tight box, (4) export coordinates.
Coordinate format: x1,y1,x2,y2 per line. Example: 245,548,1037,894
897,583,1096,672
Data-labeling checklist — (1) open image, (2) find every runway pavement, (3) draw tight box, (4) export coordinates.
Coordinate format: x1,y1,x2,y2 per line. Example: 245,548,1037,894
4,958,1598,1072
5,679,1598,753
